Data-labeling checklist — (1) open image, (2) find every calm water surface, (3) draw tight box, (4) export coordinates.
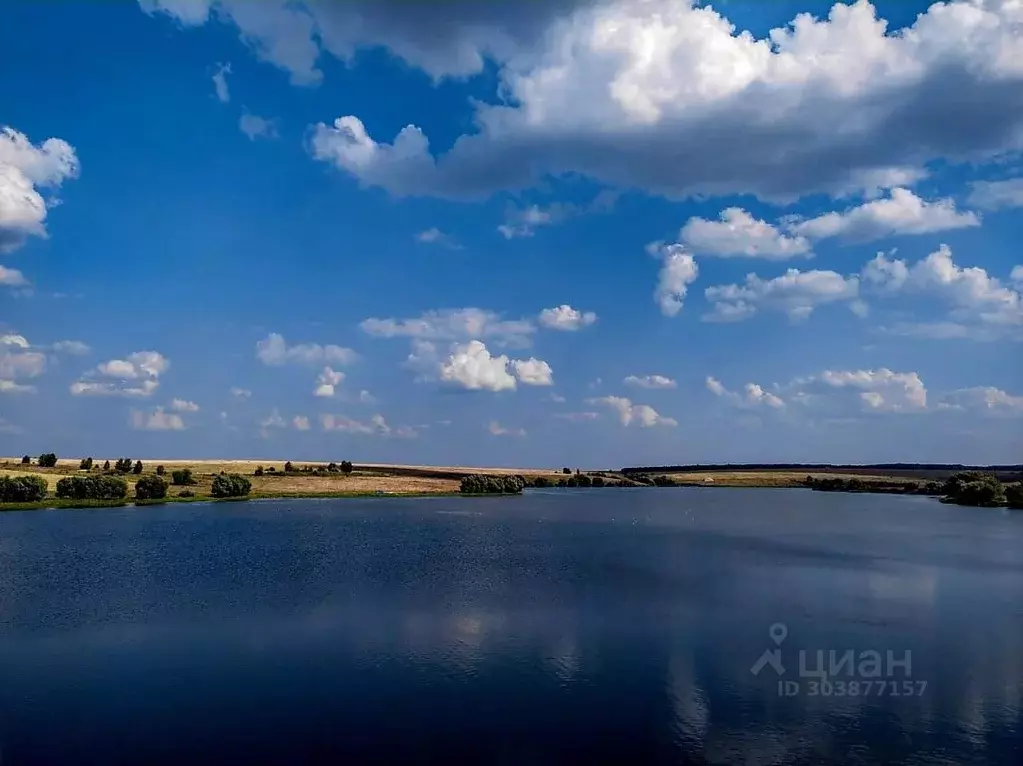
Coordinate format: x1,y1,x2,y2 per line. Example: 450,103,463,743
0,489,1021,765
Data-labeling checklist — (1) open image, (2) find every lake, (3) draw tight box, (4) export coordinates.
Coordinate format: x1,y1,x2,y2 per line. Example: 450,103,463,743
1,489,1021,765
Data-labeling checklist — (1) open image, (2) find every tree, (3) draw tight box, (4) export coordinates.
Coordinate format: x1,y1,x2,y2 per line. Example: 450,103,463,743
0,475,48,502
37,453,58,468
532,476,550,488
156,465,165,476
562,467,572,475
79,457,93,471
340,460,353,475
171,468,195,486
114,458,133,473
55,475,128,500
459,474,525,495
284,461,295,473
1006,483,1023,510
103,460,111,471
133,460,144,475
591,476,605,487
254,466,264,476
21,455,31,465
942,471,1006,507
134,475,168,500
211,473,252,498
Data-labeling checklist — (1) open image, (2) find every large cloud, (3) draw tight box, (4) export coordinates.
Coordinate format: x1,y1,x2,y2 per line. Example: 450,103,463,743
0,126,79,253
307,0,1023,202
71,350,169,397
704,269,860,322
437,340,553,391
862,244,1022,333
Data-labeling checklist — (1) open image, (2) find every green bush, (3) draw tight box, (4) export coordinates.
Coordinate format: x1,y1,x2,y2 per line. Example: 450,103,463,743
21,455,31,465
0,475,48,502
156,465,165,476
79,457,94,471
591,476,605,487
943,471,1006,507
114,458,133,473
178,489,195,498
459,474,525,495
134,474,168,500
55,475,128,500
254,466,264,476
171,468,195,486
211,473,251,498
284,461,295,473
532,476,551,488
133,460,144,475
340,460,353,475
562,467,572,475
37,453,58,468
103,460,111,471
1006,483,1023,510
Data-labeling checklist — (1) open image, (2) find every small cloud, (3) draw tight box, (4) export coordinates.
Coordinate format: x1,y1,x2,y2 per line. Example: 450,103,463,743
292,415,311,431
587,396,676,427
537,305,597,331
131,407,185,431
0,380,36,394
489,420,526,437
415,227,461,249
257,333,357,366
358,389,375,403
239,112,279,141
624,374,676,390
230,386,252,398
51,340,90,355
313,366,345,397
212,62,231,103
0,266,29,287
554,411,599,422
170,398,200,412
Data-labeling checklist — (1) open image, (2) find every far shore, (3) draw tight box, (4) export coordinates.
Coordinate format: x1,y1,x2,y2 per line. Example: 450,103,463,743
2,458,1020,511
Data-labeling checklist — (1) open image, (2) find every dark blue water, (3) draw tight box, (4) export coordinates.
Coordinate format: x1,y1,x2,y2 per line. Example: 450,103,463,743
1,489,1021,765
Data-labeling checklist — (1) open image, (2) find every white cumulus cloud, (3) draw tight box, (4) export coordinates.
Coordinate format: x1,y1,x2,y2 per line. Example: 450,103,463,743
0,126,79,253
648,242,699,317
624,375,676,390
704,268,859,323
361,308,535,347
489,421,526,437
705,376,785,409
313,366,345,397
170,398,200,412
681,208,812,259
587,395,676,428
537,304,597,331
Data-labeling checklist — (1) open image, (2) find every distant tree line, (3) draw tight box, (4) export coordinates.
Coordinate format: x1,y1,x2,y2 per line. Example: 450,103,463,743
803,476,942,495
460,475,526,494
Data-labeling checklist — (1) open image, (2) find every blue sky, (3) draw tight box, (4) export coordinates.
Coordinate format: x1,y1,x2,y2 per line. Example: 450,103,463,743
1,0,1021,466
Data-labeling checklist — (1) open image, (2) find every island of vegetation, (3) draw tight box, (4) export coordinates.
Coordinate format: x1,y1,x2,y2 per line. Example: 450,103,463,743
1,455,1020,511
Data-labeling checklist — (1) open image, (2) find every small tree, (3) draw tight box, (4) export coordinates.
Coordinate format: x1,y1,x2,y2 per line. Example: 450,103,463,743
79,457,94,471
562,467,572,475
1006,483,1023,510
171,468,195,486
134,475,168,500
103,460,111,471
21,455,31,465
156,465,165,476
37,453,58,468
254,466,264,476
211,473,252,498
340,460,353,475
284,461,295,473
114,458,133,473
133,460,144,475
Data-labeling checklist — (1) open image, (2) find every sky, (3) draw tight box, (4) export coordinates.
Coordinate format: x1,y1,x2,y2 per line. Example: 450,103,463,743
1,0,1022,467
